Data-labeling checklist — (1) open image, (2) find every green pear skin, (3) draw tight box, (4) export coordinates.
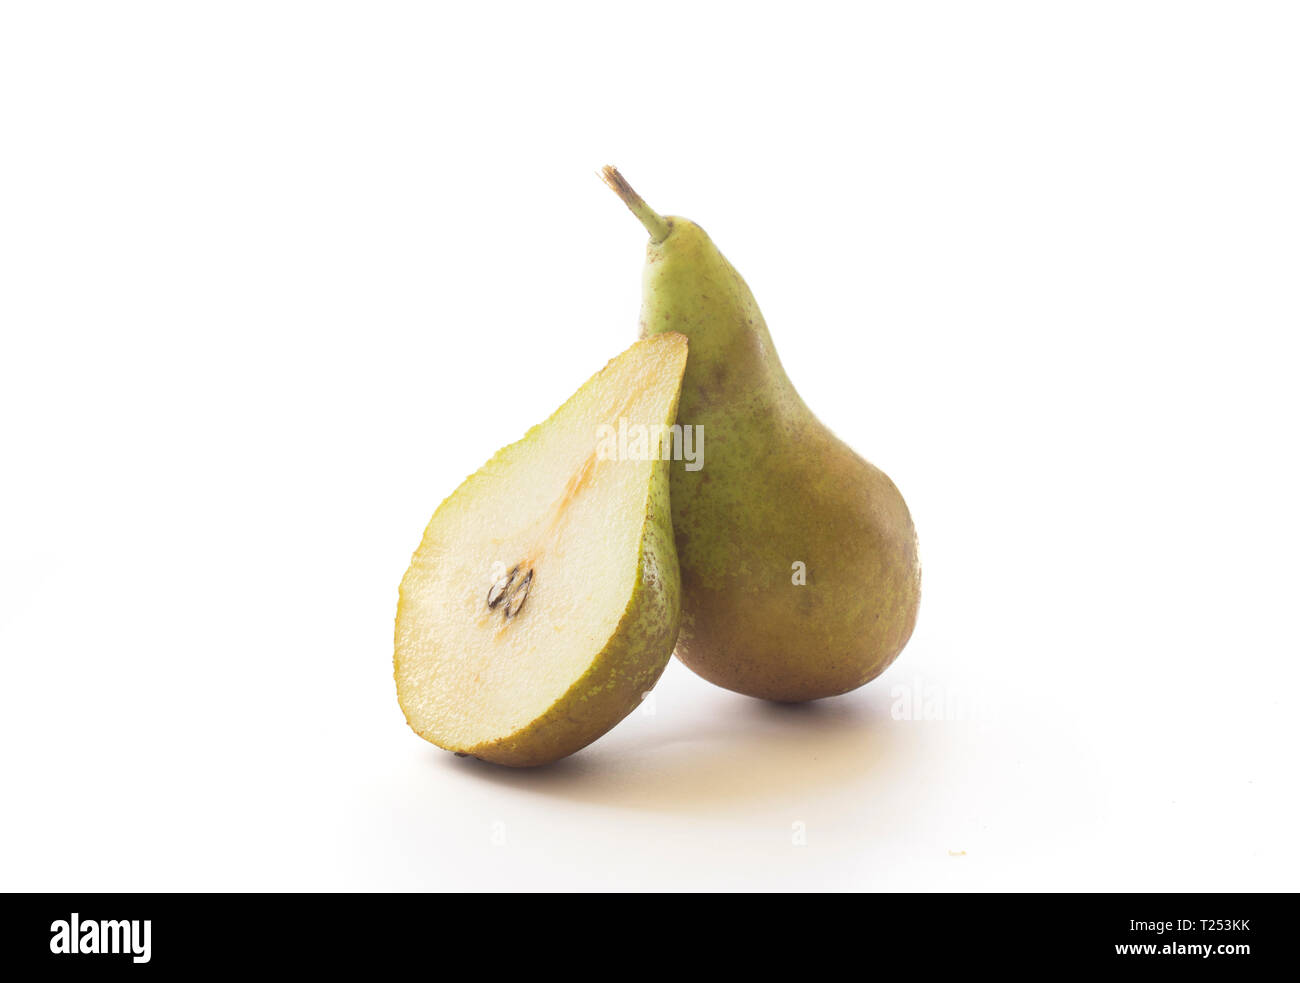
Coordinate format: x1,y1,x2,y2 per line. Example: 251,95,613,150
603,167,920,702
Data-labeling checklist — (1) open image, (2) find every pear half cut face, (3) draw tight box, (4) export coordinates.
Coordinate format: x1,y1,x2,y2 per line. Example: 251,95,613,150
395,334,688,766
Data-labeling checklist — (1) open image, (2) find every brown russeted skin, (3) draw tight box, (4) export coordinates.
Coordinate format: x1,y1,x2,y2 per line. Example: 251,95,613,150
604,169,920,701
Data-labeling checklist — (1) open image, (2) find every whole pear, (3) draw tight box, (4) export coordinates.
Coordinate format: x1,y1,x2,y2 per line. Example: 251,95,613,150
602,167,920,702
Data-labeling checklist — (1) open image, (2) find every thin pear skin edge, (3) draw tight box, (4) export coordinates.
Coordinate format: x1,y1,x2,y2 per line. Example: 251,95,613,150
394,338,687,767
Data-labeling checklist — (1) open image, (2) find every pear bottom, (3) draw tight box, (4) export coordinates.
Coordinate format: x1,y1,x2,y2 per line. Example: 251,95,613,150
674,578,918,702
675,569,919,701
670,457,920,703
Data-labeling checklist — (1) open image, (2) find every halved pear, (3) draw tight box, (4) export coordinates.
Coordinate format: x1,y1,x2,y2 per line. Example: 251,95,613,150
395,334,689,766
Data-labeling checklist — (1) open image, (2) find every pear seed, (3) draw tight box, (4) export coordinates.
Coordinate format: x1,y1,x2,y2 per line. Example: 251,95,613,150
504,569,534,619
486,565,519,610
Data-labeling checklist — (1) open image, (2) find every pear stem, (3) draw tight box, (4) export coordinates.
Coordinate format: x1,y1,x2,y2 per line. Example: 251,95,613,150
600,166,671,243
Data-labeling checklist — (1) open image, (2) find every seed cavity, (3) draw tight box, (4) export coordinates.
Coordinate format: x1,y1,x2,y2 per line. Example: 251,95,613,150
486,564,534,622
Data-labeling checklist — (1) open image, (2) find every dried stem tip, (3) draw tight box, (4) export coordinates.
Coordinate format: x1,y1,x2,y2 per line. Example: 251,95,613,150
600,166,672,243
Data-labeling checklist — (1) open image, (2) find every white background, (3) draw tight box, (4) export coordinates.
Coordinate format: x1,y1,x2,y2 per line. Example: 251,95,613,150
2,2,1297,891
